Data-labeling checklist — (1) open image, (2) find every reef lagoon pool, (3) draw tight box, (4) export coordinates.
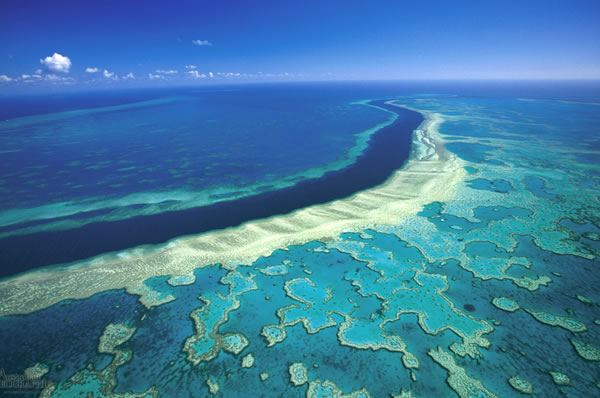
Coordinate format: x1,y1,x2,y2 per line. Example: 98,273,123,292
0,81,599,397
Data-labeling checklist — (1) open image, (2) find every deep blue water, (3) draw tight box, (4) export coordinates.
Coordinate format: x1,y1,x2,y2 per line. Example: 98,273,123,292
0,86,391,210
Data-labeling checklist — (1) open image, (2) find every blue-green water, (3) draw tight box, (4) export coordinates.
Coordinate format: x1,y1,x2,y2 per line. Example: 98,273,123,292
0,82,599,397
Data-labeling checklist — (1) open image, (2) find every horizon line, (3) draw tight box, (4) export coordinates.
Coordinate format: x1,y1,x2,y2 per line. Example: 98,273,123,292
2,77,600,97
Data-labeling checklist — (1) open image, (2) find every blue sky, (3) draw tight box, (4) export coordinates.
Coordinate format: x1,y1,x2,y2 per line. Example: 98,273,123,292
1,0,599,91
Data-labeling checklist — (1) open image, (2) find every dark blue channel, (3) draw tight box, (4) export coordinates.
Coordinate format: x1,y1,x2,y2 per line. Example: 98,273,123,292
0,101,422,277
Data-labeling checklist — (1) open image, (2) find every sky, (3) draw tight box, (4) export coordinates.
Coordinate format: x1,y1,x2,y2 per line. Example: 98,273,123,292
1,0,599,92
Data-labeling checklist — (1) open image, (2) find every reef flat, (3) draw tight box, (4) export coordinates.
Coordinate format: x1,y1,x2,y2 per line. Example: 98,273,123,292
0,84,599,397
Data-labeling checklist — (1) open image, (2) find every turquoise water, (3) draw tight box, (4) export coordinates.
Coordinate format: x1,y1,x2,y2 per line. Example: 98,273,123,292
0,83,599,397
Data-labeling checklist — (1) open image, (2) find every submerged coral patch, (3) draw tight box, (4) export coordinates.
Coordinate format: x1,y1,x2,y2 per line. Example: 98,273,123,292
571,339,600,361
429,346,498,398
525,309,587,333
508,375,534,394
549,371,571,386
289,362,309,386
491,297,520,312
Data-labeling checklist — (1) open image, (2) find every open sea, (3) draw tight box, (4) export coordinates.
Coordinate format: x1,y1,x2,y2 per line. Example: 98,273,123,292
0,81,599,397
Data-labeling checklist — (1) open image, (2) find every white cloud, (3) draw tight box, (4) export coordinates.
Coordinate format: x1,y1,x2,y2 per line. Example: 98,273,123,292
187,70,207,78
192,39,212,46
208,72,214,78
34,69,42,74
155,69,178,74
185,65,197,69
0,75,13,82
85,67,99,73
148,73,162,80
123,72,135,79
40,52,72,73
21,74,31,79
103,69,116,79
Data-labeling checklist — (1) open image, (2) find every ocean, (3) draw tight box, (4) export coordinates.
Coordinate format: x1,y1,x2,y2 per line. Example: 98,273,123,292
0,81,599,397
